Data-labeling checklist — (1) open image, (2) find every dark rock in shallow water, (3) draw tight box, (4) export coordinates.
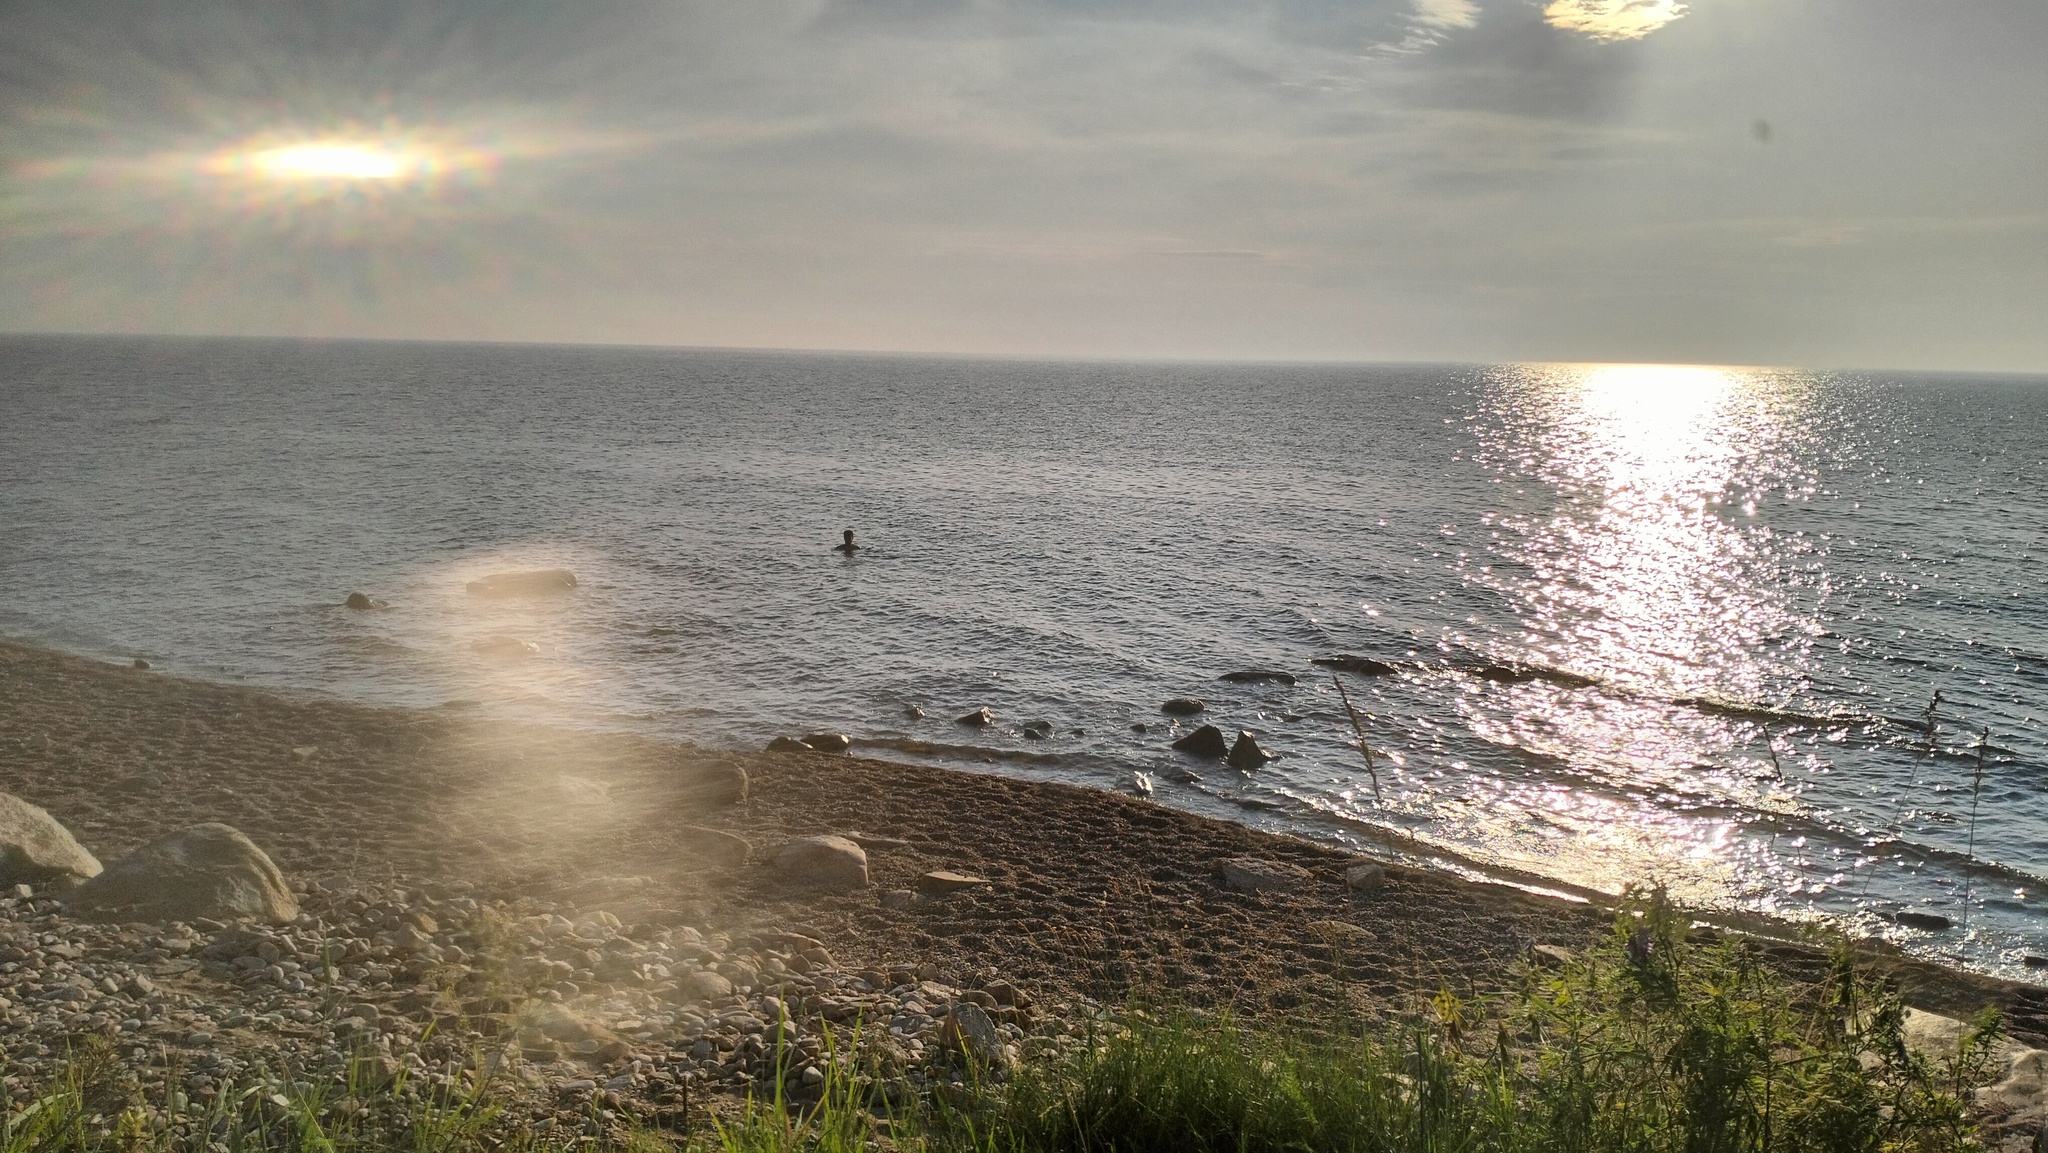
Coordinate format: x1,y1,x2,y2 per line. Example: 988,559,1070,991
1465,662,1596,689
1161,767,1202,784
1130,722,1149,733
1227,731,1276,770
1020,720,1054,740
465,568,577,598
766,737,811,754
801,732,852,753
131,658,151,670
343,592,377,610
1892,910,1954,932
1311,655,1400,675
1220,670,1298,685
1171,724,1230,759
957,707,995,728
473,636,539,659
1160,698,1205,716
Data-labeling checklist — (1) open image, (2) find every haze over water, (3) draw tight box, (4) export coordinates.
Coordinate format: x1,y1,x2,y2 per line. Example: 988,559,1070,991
3,335,2044,975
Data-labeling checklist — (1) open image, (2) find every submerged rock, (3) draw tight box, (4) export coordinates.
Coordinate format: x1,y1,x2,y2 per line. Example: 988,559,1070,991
1171,724,1230,759
343,592,384,610
68,823,297,924
773,835,870,891
1311,655,1400,675
0,792,103,889
1020,720,1054,740
465,569,578,598
1160,698,1206,716
801,732,852,753
1219,670,1297,685
957,707,995,728
766,736,811,753
1893,909,1954,932
473,636,540,659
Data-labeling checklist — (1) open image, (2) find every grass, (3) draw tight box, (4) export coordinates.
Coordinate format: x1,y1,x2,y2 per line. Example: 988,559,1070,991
7,889,2008,1153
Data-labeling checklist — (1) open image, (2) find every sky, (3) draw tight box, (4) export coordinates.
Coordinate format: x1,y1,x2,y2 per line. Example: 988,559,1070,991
1,0,2043,370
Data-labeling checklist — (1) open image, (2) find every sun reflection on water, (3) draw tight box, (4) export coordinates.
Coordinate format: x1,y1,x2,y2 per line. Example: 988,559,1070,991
1394,363,1819,908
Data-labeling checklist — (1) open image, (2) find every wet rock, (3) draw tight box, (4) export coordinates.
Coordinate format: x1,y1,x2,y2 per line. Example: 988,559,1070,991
1464,662,1596,689
1020,720,1054,740
1171,725,1230,759
0,792,103,889
800,732,852,753
957,707,995,728
1218,857,1312,895
678,826,751,867
343,592,385,610
1127,772,1154,797
465,569,578,597
131,658,152,670
1160,698,1206,716
1311,655,1400,675
918,870,991,895
905,703,926,719
69,823,297,924
1226,731,1275,770
1893,910,1954,932
1219,670,1297,685
772,835,870,891
1161,768,1202,784
766,737,811,753
1130,722,1149,733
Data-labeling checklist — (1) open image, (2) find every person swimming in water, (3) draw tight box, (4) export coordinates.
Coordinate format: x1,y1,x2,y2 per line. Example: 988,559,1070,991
833,529,861,554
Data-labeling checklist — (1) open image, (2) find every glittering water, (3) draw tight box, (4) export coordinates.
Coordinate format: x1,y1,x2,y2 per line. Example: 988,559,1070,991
4,336,2045,973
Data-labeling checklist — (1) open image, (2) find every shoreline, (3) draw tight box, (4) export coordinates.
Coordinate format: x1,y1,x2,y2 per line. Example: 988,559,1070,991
5,634,2047,1121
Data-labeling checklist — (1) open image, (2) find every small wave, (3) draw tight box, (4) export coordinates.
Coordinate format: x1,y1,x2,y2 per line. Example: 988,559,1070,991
854,736,1076,768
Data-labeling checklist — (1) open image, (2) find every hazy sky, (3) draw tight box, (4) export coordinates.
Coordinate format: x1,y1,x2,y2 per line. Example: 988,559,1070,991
2,0,2043,369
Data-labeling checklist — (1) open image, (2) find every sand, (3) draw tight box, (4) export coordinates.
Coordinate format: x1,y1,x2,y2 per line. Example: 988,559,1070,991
3,638,2042,1039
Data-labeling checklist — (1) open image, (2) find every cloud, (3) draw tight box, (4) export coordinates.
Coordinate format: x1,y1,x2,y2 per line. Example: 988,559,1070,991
1412,0,1481,32
1541,0,1688,42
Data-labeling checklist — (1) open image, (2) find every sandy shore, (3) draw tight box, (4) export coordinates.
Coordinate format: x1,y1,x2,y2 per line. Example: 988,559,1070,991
4,636,2045,1101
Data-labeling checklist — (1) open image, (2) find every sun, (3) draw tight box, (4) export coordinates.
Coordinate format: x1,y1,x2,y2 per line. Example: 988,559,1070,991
248,143,415,181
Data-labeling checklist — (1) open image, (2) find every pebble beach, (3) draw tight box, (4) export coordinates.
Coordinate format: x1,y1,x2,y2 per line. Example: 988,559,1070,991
5,637,2048,1141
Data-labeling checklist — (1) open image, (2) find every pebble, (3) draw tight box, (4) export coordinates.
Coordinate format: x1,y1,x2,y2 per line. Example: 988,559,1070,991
0,870,1075,1124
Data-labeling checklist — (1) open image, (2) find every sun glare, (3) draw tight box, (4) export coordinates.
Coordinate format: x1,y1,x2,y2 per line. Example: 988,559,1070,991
252,143,412,181
1542,0,1688,41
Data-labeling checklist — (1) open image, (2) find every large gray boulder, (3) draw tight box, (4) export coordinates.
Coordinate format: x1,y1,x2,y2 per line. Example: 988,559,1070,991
0,793,102,889
772,835,870,891
68,823,298,924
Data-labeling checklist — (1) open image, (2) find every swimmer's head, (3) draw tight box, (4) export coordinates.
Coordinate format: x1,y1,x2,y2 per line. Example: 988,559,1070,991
843,529,855,544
